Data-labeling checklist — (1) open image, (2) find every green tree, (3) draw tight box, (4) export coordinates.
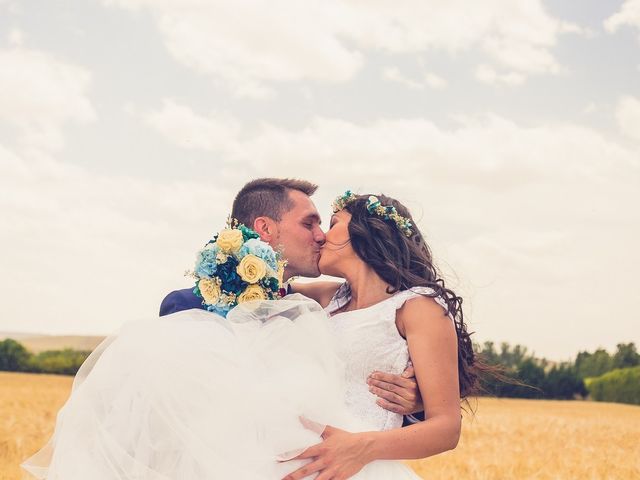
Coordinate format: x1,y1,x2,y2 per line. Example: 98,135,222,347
587,367,640,405
543,364,587,400
514,358,545,398
612,343,640,370
575,348,613,379
29,349,91,375
0,339,31,371
498,343,529,368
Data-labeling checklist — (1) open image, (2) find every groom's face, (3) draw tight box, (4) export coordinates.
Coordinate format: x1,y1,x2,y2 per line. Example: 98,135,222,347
273,190,325,279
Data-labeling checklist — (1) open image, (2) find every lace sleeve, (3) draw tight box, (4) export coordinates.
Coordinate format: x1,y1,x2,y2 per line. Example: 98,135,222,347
392,287,451,319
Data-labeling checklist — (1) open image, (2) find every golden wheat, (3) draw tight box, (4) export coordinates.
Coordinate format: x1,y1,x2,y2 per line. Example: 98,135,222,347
0,372,72,480
2,372,639,480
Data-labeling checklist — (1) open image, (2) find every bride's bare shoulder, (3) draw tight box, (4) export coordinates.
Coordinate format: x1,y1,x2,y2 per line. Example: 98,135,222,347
290,281,343,307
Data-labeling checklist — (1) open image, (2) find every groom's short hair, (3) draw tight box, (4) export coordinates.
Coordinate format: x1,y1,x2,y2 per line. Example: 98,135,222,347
232,178,318,226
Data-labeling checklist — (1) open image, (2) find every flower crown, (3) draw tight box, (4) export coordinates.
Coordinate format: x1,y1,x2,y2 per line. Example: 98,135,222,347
331,190,413,237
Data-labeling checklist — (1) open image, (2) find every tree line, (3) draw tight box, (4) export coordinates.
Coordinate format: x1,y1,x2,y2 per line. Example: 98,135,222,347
1,337,638,405
477,341,640,405
0,338,91,375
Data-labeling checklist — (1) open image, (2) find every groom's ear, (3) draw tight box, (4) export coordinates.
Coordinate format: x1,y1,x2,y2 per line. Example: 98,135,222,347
253,216,277,243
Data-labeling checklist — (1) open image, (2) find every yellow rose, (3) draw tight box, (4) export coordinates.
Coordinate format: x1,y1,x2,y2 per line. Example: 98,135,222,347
237,284,268,304
236,254,267,284
216,229,244,253
198,278,221,304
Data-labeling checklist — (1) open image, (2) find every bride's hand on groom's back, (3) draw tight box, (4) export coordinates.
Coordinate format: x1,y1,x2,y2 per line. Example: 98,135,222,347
366,365,424,415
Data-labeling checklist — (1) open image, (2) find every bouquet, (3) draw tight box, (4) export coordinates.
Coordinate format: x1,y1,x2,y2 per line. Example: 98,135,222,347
191,220,286,317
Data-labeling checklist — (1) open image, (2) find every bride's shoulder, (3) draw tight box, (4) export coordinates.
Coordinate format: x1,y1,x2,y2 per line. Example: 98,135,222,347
290,281,344,308
395,289,452,336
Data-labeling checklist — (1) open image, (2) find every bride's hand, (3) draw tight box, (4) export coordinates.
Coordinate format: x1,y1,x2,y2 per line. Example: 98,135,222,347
281,423,376,480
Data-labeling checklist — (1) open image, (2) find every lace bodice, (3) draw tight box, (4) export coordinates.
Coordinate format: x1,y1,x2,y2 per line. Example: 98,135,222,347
324,283,449,431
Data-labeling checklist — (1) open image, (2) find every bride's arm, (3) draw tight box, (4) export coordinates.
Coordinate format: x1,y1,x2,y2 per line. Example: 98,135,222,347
288,281,342,307
365,296,461,458
282,296,461,480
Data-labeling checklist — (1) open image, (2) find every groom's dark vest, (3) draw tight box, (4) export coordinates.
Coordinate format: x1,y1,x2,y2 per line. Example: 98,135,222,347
158,288,424,426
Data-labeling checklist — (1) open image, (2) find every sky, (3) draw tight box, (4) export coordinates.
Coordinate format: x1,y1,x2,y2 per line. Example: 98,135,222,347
1,0,639,360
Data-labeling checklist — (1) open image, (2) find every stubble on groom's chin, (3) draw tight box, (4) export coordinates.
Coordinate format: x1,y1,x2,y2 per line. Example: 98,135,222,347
293,257,322,279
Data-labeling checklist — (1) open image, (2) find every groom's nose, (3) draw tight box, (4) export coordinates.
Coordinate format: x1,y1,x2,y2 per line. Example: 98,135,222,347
313,227,326,245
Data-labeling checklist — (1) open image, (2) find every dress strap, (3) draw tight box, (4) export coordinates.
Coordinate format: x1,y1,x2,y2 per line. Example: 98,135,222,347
390,287,451,319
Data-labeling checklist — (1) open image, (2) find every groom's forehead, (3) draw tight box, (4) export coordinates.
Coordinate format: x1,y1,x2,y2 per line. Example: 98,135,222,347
291,204,322,223
285,191,321,222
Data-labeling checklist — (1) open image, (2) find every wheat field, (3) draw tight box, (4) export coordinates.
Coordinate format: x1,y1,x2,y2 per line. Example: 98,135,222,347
1,372,639,480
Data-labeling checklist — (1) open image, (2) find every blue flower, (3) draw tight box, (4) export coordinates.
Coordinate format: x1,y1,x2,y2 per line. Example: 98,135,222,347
216,256,247,293
206,303,231,318
238,238,278,273
195,247,219,277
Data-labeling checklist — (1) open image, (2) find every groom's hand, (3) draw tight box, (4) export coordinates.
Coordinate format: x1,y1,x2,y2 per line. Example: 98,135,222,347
367,365,423,415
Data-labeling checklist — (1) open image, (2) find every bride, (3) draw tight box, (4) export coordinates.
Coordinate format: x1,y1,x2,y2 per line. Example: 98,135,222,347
22,190,478,480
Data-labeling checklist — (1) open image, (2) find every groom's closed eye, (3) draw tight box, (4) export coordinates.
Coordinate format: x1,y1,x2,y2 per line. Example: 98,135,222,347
301,215,321,229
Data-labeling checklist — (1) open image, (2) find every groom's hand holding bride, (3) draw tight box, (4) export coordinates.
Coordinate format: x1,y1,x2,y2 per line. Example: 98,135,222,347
367,365,424,415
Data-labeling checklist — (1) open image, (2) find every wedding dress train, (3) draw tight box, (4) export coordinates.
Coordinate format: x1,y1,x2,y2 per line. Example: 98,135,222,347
22,294,420,479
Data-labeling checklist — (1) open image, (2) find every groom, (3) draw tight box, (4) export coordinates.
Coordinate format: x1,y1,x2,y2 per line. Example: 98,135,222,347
160,177,424,421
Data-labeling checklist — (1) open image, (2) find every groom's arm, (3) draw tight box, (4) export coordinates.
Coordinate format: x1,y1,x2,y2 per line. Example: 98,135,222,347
159,288,204,316
367,365,425,425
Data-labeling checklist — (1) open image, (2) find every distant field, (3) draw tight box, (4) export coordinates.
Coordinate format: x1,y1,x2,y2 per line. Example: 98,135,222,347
0,334,106,353
2,372,639,480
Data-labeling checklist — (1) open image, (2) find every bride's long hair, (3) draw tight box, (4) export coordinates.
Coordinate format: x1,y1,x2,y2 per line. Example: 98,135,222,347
343,194,480,399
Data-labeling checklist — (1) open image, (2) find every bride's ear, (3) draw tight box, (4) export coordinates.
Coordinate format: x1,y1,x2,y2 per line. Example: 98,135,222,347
253,216,277,242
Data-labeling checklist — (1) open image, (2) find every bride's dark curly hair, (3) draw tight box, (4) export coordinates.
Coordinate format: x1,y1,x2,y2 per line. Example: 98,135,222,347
343,194,482,399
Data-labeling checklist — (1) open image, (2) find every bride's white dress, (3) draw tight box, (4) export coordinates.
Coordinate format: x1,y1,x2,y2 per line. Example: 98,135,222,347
22,290,431,479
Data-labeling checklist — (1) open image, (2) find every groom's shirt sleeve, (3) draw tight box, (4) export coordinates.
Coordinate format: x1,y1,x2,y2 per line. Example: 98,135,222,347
159,291,180,316
159,288,205,316
402,412,425,426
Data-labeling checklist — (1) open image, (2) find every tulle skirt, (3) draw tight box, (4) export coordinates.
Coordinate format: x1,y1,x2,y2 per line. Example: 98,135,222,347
22,294,420,479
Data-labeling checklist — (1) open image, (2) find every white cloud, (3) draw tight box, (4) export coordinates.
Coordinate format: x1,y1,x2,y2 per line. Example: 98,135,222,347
475,65,526,86
137,99,241,151
135,101,640,357
382,67,425,89
140,100,639,187
0,143,235,334
605,0,640,40
423,72,447,89
0,47,95,152
105,0,579,95
105,0,363,98
7,27,24,46
345,0,579,77
616,95,640,141
383,67,447,90
0,1,21,14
